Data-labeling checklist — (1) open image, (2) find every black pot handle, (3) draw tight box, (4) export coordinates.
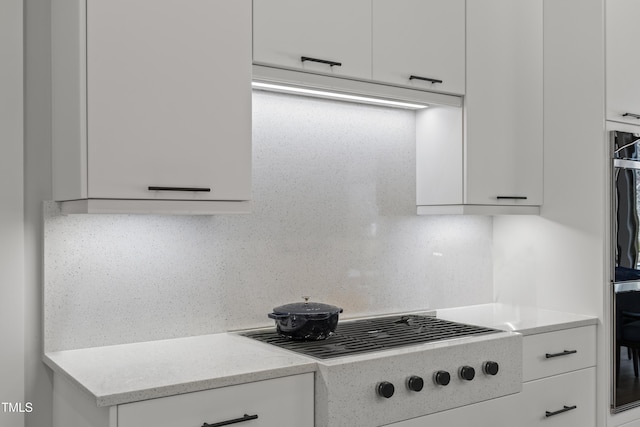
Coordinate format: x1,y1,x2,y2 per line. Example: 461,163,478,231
268,313,288,320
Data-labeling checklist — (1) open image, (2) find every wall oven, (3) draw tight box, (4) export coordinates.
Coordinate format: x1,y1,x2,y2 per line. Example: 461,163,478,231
612,130,640,412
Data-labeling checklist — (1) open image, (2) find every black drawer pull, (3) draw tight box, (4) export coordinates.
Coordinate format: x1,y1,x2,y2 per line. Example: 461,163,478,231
409,75,443,84
148,186,211,192
623,112,640,119
545,405,577,417
202,414,258,427
301,56,342,67
496,196,528,200
545,350,577,358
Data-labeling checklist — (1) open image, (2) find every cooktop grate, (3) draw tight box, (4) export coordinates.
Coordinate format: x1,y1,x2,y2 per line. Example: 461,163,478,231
241,315,500,359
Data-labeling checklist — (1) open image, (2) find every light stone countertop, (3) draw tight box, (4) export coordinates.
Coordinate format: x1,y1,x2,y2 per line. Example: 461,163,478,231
43,333,317,407
436,303,599,335
43,303,599,408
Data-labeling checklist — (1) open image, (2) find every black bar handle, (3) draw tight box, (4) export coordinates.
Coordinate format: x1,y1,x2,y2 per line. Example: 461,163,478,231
545,405,577,417
301,56,342,67
148,186,211,192
496,196,528,200
409,75,443,84
545,349,577,359
202,414,258,427
623,112,640,119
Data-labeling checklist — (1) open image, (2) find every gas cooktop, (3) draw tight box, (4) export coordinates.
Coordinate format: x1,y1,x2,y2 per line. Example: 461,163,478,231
242,314,500,359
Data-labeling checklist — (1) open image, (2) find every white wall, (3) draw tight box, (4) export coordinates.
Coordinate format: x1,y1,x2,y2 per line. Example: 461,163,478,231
0,0,25,426
44,92,495,352
24,0,54,425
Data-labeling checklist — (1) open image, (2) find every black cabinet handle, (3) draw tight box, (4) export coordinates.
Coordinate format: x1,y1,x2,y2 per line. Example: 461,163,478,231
148,186,211,192
623,112,640,119
496,196,528,200
545,350,577,359
545,405,577,417
202,414,258,427
301,56,342,67
409,75,443,84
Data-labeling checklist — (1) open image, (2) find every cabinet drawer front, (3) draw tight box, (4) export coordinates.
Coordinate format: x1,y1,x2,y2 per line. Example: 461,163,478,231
518,368,596,427
523,326,596,382
117,374,313,427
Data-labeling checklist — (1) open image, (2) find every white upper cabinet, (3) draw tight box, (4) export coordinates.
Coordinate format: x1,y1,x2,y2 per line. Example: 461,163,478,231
372,0,465,95
52,0,252,214
417,0,543,215
465,0,543,207
253,0,465,97
252,0,372,80
606,0,640,124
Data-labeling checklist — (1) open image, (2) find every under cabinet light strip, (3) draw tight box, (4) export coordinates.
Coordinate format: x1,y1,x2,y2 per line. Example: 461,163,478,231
251,81,429,110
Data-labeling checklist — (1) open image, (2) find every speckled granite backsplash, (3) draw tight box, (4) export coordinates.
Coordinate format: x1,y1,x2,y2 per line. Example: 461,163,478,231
44,91,493,352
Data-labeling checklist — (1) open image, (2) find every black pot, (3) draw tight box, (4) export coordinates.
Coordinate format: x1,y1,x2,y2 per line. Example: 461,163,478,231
268,298,343,340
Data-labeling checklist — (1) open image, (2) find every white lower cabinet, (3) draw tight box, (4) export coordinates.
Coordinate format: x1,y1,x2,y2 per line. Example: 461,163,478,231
53,373,314,427
517,368,596,427
118,374,313,427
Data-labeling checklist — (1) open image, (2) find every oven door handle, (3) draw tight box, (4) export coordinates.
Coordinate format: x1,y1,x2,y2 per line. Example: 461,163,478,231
614,159,640,170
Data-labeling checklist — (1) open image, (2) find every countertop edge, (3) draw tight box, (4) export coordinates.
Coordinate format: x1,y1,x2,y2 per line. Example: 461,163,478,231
44,343,318,408
94,364,318,407
514,317,599,336
43,353,101,406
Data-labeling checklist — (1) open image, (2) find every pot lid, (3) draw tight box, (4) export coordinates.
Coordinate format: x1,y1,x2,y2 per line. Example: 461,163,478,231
272,296,343,316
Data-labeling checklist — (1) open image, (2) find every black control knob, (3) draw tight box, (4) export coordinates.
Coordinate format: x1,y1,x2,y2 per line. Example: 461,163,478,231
433,370,451,386
459,366,475,381
377,381,395,398
483,361,499,376
407,376,424,392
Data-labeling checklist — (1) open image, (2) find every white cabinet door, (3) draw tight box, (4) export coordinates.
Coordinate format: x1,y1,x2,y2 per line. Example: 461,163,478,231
253,0,372,80
465,0,543,206
522,326,596,382
118,374,314,427
372,0,465,95
416,0,542,214
513,368,596,427
85,0,251,201
606,0,640,124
